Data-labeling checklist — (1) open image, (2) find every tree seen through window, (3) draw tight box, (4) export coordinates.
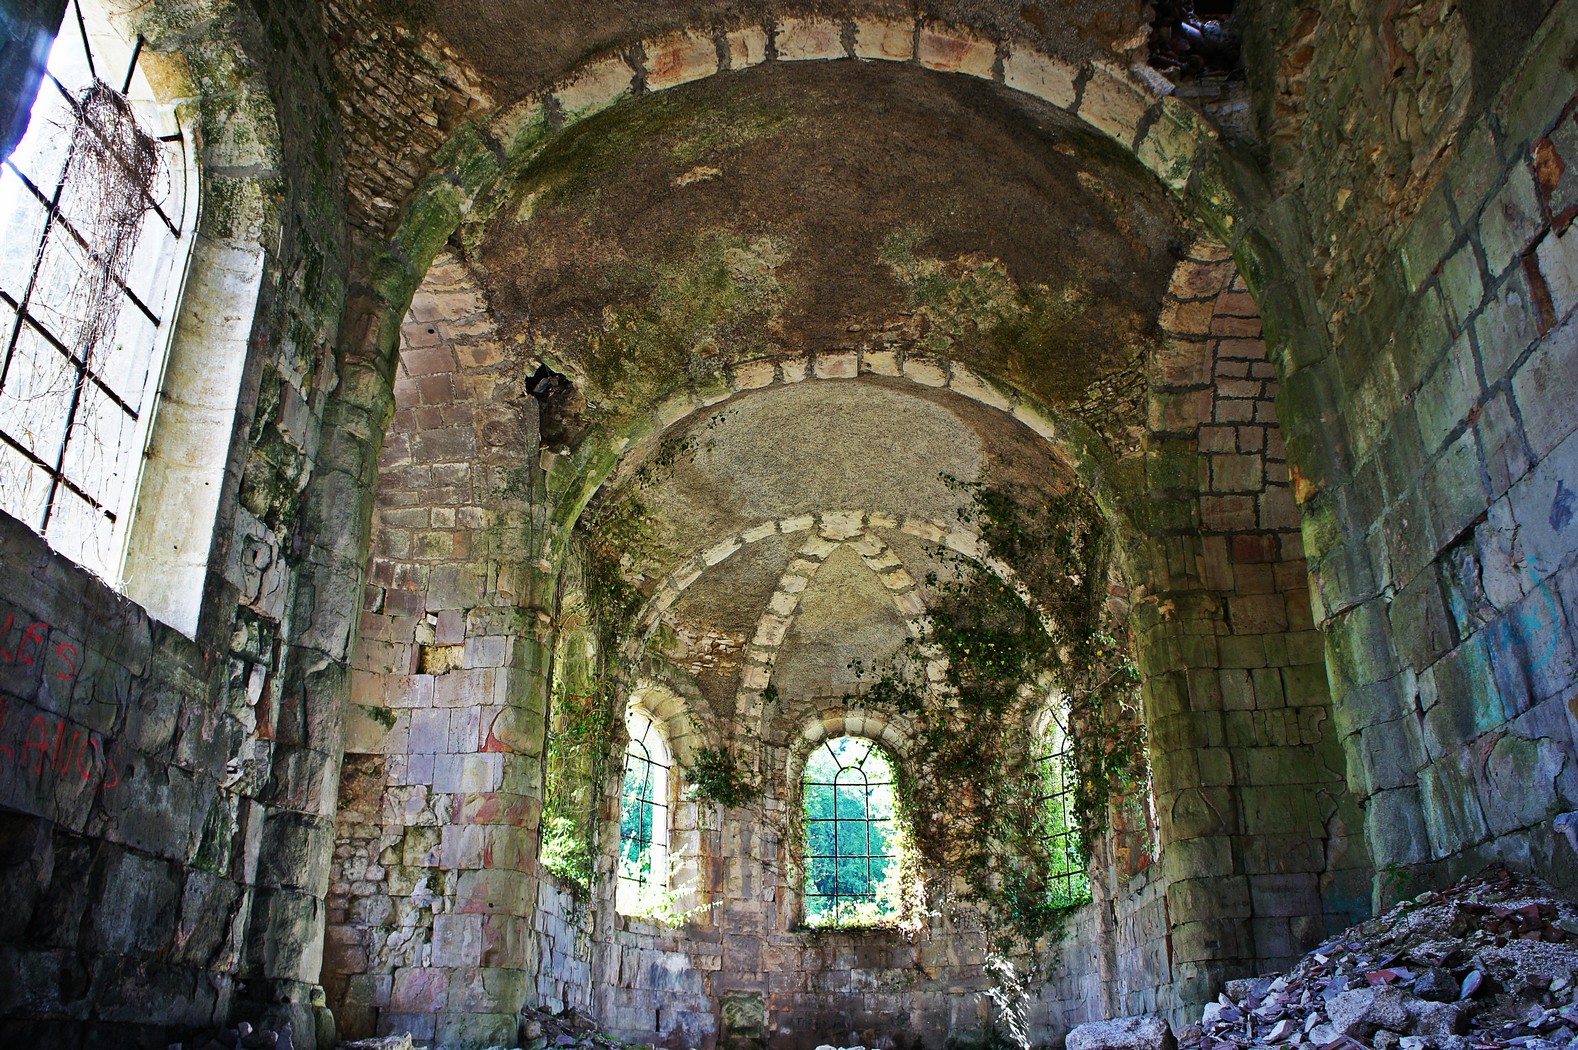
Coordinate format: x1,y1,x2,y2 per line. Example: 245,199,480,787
1036,707,1091,908
617,709,670,914
803,735,900,926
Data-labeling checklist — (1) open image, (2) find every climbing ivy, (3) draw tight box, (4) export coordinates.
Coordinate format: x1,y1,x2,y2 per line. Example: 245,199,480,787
685,746,763,808
542,429,712,890
850,475,1148,950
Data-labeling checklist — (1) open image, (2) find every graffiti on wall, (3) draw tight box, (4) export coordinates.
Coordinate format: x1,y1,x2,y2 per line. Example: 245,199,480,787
0,697,121,787
0,611,79,679
0,610,122,791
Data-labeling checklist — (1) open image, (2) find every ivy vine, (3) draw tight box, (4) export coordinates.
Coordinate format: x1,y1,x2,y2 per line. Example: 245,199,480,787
685,746,763,808
849,475,1149,950
541,428,715,890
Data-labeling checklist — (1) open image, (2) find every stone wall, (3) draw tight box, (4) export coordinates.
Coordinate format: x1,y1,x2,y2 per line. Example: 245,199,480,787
0,0,361,1043
1245,0,1578,897
326,254,547,1048
1136,244,1371,1017
323,225,1371,1045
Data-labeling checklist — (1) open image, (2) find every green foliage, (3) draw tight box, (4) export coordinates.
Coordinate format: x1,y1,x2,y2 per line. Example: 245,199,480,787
686,747,763,808
541,812,595,888
848,475,1149,949
546,427,726,892
801,737,906,929
1379,861,1413,907
541,668,618,890
881,231,1087,387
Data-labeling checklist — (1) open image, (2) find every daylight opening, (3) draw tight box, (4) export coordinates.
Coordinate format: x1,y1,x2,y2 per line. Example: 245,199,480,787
803,735,901,927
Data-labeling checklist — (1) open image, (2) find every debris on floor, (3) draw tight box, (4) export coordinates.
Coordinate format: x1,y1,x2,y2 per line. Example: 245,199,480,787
176,1019,296,1050
517,1006,646,1050
1180,866,1578,1050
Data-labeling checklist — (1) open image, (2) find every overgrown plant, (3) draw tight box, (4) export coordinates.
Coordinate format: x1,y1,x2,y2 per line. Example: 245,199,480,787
685,746,763,808
542,429,715,889
849,475,1148,950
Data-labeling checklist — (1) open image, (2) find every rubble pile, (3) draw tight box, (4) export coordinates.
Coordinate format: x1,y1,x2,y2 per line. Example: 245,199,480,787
176,1020,297,1050
516,1007,646,1050
1181,867,1578,1050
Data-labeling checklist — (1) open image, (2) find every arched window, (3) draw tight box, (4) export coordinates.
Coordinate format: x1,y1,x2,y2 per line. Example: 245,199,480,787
617,707,671,914
803,735,899,926
0,0,193,584
1036,704,1091,907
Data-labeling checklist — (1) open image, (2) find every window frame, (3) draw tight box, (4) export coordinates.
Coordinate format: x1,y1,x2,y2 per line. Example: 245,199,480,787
800,734,902,928
616,706,673,916
1033,701,1093,908
0,0,196,590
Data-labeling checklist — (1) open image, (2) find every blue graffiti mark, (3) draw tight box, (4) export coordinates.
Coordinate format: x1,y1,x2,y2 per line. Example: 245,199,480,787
1552,479,1576,533
1520,580,1562,674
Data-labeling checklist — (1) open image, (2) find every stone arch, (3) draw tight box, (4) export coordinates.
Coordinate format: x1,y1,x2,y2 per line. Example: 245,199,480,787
628,680,706,768
332,17,1241,536
328,73,1362,1034
780,709,915,926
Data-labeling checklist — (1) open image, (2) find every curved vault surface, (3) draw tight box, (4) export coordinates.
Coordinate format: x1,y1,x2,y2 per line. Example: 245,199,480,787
475,59,1188,433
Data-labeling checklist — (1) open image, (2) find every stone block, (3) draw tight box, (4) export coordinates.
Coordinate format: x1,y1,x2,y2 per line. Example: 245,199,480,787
1366,785,1432,865
408,708,447,754
555,55,635,120
1328,986,1411,1037
1067,1016,1175,1050
1399,190,1458,293
1417,757,1491,858
1534,221,1578,322
646,31,719,91
431,913,484,968
725,25,769,69
1512,313,1578,459
1002,48,1079,108
1137,99,1211,191
1077,64,1152,146
1475,389,1533,498
917,26,995,79
1415,333,1479,456
1170,917,1243,964
391,966,449,1012
853,18,914,61
1247,872,1319,918
1478,161,1545,280
776,17,844,61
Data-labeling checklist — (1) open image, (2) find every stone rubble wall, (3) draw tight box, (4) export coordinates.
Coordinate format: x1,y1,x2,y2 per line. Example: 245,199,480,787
1258,0,1578,898
0,0,360,1044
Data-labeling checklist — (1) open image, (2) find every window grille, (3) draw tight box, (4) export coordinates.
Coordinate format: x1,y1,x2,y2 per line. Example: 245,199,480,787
1036,706,1091,907
617,709,670,913
803,735,898,926
0,0,189,581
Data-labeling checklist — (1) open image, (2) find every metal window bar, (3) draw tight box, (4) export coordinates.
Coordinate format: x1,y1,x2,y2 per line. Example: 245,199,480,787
0,0,173,546
804,737,895,922
1035,714,1088,904
618,733,669,889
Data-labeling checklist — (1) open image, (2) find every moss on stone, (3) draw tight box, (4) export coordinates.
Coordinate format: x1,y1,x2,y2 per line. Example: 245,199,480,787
509,89,799,215
541,229,787,422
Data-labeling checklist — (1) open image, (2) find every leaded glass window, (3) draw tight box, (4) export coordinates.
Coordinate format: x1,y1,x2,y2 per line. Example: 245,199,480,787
803,735,899,926
617,709,670,914
0,0,191,581
1036,707,1091,908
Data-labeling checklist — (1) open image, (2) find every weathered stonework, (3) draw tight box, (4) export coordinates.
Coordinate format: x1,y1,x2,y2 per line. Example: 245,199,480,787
0,2,1574,1048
